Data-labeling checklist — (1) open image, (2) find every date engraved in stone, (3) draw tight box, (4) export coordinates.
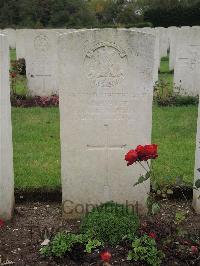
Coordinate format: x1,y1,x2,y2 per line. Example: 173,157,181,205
84,42,128,89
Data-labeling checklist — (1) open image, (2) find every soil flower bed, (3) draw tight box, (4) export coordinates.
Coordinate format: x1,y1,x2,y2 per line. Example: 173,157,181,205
0,200,200,266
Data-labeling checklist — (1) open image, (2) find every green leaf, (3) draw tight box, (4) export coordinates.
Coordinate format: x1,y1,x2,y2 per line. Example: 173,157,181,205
195,179,200,189
133,175,149,187
166,189,173,195
127,252,133,261
151,180,159,191
175,176,184,186
151,203,160,215
156,190,162,195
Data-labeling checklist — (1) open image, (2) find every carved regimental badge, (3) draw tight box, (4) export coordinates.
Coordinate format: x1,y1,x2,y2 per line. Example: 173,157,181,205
84,42,128,90
34,34,49,54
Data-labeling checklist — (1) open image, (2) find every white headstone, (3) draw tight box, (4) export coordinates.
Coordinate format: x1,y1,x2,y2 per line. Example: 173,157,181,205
193,97,200,213
58,29,156,217
16,29,28,60
24,29,75,96
157,27,169,59
3,28,16,49
25,29,59,96
169,27,178,71
133,28,159,83
174,28,200,96
0,34,14,221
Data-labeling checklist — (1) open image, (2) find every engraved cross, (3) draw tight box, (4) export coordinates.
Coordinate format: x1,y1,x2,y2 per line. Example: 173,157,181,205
86,124,127,201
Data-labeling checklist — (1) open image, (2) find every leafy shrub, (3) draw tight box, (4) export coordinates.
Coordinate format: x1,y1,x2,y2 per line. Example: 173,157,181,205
173,95,199,106
40,232,102,258
127,235,164,266
154,81,199,106
80,202,139,246
11,58,26,75
144,2,200,27
11,95,59,107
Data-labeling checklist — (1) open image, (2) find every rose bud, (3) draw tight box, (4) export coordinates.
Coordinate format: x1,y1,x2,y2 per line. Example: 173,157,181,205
0,219,4,227
148,232,156,239
100,251,112,262
191,245,198,254
125,150,138,166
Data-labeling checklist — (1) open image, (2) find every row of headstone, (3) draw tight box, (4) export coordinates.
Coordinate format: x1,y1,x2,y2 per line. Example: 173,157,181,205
0,29,200,221
8,26,199,97
11,27,174,96
16,29,76,96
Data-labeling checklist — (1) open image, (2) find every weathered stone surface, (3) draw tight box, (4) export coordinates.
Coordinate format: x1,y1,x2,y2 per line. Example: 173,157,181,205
174,27,200,96
58,29,156,218
0,34,14,221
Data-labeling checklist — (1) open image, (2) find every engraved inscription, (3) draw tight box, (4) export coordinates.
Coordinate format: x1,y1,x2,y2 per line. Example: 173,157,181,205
34,34,49,53
84,42,127,90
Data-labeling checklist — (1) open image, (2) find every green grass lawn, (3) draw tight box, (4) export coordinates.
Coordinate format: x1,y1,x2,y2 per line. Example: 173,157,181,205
10,49,16,61
11,55,198,189
12,107,61,189
12,106,198,189
10,49,28,96
159,56,174,91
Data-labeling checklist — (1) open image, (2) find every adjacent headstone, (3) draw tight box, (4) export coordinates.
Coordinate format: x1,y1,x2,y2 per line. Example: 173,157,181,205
174,28,200,96
157,27,169,59
58,29,156,218
193,97,200,213
24,29,75,96
16,29,28,59
170,27,191,71
24,29,59,96
133,28,159,83
0,34,14,221
3,28,16,49
169,27,178,71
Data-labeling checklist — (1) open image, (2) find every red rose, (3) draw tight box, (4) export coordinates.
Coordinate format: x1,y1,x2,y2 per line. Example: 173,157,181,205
125,150,138,166
10,72,17,78
135,145,147,161
191,246,198,254
148,232,156,239
136,144,158,161
100,251,112,262
0,219,4,227
144,144,158,160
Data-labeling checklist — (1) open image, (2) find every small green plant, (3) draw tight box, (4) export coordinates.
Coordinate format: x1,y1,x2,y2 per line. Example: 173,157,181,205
152,179,174,199
154,81,198,106
175,211,186,225
127,235,164,266
81,202,139,246
43,232,82,257
85,239,102,253
40,232,102,258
